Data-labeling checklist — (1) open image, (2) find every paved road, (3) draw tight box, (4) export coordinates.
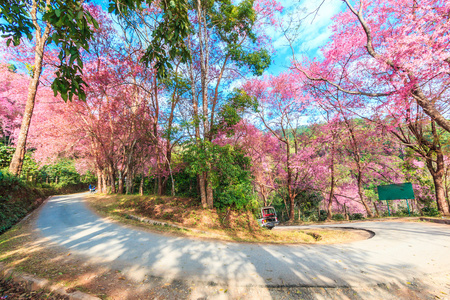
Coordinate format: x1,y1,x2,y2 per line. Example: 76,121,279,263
36,193,450,288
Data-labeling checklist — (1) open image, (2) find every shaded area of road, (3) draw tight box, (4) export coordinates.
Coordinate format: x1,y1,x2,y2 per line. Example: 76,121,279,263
36,193,450,289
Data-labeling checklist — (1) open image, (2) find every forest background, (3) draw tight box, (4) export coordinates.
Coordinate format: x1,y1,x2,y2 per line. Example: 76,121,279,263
1,0,449,230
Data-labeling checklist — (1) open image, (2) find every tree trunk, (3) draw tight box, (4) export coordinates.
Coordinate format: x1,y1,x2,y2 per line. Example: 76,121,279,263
102,171,108,193
373,201,380,217
157,175,163,196
356,167,374,217
126,171,133,194
118,171,124,194
327,143,335,220
199,173,207,208
9,1,51,176
161,177,167,195
416,199,424,216
97,168,102,192
289,194,295,222
206,176,213,208
196,0,212,208
109,168,116,193
262,191,267,207
139,173,144,196
428,152,450,215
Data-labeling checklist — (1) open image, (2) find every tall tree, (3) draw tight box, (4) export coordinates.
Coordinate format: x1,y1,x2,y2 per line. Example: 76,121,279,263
244,73,315,220
1,0,98,175
294,0,450,133
183,0,276,208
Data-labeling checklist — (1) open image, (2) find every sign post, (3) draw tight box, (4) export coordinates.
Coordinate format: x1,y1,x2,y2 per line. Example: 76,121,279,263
377,183,415,216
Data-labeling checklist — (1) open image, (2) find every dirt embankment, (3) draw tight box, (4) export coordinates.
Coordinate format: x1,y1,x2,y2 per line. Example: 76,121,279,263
86,194,370,244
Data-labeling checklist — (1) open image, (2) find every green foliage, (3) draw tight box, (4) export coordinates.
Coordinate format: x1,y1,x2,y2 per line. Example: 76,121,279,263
215,182,259,210
301,214,318,222
171,168,199,198
44,0,99,102
183,141,255,209
0,168,86,234
206,0,271,76
1,145,86,187
332,213,345,221
20,152,41,180
0,145,14,168
392,207,408,217
349,213,365,220
214,89,258,134
110,0,191,78
81,170,97,184
318,210,328,221
295,190,323,221
422,206,441,217
40,159,81,186
229,47,271,76
8,63,17,72
1,0,98,101
0,0,33,46
0,169,45,234
400,149,435,202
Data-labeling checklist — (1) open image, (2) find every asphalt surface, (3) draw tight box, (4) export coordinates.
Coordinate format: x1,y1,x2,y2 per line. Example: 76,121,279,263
36,193,450,289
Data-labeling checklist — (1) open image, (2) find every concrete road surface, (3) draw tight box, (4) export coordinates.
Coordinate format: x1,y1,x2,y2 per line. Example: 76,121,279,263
36,193,450,289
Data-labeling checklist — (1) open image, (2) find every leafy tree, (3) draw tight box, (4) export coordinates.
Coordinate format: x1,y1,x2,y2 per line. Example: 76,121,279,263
1,0,98,176
183,141,256,209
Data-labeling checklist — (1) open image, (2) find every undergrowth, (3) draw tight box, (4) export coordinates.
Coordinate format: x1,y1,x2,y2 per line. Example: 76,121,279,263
0,170,86,235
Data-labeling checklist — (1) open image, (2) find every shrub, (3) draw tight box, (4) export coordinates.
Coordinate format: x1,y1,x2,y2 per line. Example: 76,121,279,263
183,142,256,210
302,214,318,222
0,145,14,169
214,183,259,210
295,190,323,219
318,210,327,221
393,210,407,217
422,206,440,217
332,213,345,221
349,213,365,220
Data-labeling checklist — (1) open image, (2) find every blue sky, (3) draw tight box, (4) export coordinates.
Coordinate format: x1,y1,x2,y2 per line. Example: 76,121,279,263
0,0,343,77
265,0,345,75
92,0,345,76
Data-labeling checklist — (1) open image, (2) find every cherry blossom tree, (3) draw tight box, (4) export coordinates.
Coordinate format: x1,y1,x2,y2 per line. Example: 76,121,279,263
294,0,450,133
0,64,28,145
243,73,318,220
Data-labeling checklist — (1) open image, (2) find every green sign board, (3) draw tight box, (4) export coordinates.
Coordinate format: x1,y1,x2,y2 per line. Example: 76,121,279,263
377,183,415,200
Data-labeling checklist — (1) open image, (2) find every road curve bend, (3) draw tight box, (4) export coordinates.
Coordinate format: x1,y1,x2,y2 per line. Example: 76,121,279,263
36,193,450,288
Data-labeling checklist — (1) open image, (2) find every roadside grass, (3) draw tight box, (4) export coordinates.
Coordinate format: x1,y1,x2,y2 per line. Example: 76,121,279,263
85,194,369,244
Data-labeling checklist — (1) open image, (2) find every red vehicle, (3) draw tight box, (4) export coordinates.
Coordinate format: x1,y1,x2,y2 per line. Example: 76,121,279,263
257,206,279,229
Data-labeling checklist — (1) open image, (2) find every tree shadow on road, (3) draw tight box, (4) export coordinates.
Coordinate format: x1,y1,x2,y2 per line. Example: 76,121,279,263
22,194,450,299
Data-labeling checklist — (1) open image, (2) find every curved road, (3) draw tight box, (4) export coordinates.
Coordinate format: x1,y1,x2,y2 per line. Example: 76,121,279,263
36,193,450,288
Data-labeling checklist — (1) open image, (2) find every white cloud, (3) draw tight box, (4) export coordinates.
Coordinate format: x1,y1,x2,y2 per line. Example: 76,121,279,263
266,0,345,75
